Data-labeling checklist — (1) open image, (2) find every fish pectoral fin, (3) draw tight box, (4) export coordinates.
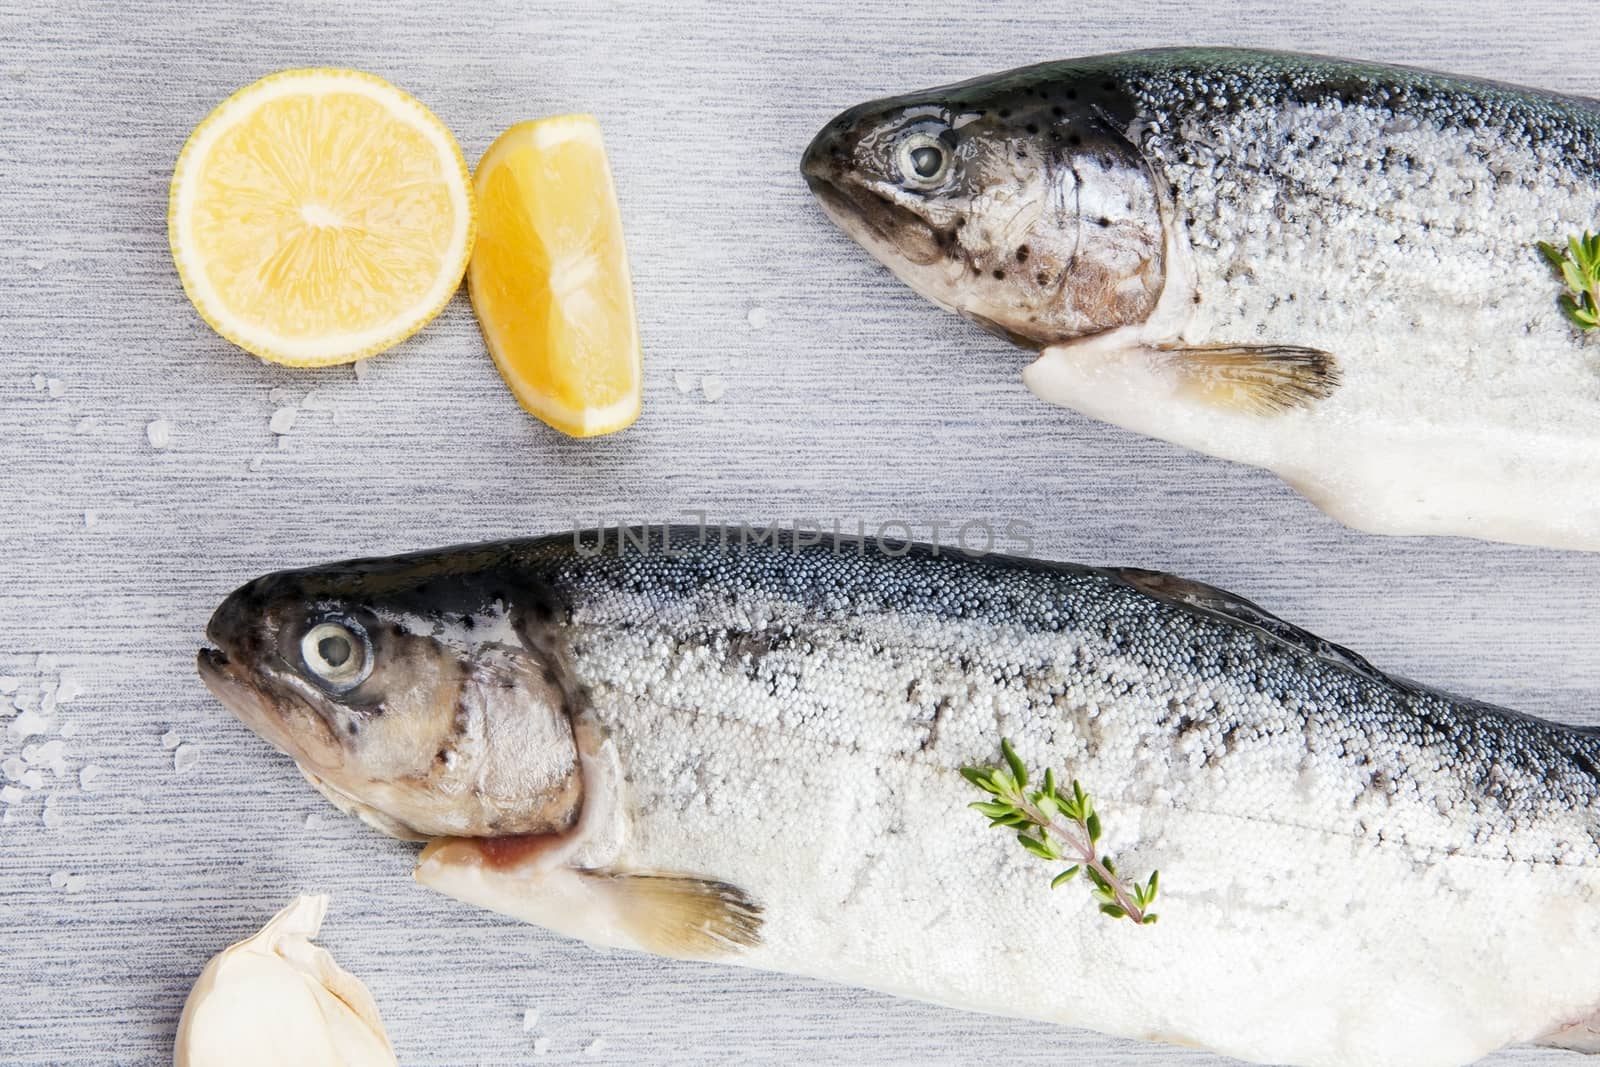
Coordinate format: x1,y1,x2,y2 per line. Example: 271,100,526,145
1158,343,1341,414
1023,333,1339,434
414,837,762,960
584,871,764,956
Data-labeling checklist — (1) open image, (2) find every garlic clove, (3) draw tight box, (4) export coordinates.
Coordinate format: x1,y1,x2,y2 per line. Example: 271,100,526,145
174,894,397,1067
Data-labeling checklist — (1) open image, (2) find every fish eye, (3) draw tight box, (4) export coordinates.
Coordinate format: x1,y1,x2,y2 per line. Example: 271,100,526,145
898,134,950,188
300,619,371,692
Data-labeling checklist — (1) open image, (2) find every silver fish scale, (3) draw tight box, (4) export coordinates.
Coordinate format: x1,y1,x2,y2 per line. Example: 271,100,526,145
1102,49,1600,427
1111,48,1600,150
517,528,1600,868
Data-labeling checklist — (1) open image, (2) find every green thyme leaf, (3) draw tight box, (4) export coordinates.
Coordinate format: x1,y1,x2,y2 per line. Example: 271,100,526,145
1001,738,1028,790
960,767,995,791
962,753,1162,927
1540,231,1600,334
1564,260,1587,295
1051,866,1081,888
1017,832,1055,860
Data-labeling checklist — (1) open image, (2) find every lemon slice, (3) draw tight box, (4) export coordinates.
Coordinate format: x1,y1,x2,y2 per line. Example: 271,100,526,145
169,69,475,367
469,116,642,437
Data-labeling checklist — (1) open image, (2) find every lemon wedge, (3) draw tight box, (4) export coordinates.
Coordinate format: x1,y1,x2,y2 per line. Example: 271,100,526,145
169,69,475,367
469,116,642,437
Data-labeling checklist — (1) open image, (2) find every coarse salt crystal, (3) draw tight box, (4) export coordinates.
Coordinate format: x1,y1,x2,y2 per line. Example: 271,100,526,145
79,765,101,791
160,729,181,750
173,743,199,773
0,676,16,695
2,757,24,780
674,372,694,394
64,874,85,893
46,378,64,398
49,871,68,889
746,306,770,329
248,456,265,472
522,1008,540,1032
268,386,296,405
55,673,83,704
0,785,23,804
584,1039,607,1056
32,374,46,390
533,1038,550,1057
75,417,95,433
20,769,43,790
701,375,727,402
8,709,49,743
59,721,79,739
304,812,321,829
83,510,97,529
42,796,63,829
353,359,371,381
270,407,298,434
146,419,171,449
23,739,64,772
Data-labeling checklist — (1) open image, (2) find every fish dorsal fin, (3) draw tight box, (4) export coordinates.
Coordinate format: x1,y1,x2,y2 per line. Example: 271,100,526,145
1110,568,1387,682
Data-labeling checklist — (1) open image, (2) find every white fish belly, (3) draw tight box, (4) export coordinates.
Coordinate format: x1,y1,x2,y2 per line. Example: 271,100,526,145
561,598,1600,1067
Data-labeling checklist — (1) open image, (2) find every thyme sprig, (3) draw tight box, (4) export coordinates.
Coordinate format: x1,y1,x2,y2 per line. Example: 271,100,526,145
1538,232,1600,332
963,739,1159,925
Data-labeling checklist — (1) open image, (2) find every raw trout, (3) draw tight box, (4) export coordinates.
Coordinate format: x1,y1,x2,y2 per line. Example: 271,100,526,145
198,528,1600,1066
801,49,1600,551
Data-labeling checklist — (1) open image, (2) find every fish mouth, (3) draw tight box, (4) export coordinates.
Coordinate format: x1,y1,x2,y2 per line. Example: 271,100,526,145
196,645,238,697
802,169,944,268
197,645,268,730
197,644,316,763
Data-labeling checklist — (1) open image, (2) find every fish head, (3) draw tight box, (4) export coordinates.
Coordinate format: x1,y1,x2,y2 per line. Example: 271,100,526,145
802,70,1166,347
197,549,582,840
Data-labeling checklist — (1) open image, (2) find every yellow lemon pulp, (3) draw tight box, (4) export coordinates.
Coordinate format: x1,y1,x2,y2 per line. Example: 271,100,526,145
469,116,642,437
169,69,475,366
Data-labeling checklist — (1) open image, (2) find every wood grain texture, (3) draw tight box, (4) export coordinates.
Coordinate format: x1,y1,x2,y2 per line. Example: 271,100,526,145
3,1,1599,1063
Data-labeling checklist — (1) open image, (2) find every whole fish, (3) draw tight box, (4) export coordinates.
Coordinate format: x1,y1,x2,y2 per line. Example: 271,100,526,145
198,528,1600,1067
802,49,1600,551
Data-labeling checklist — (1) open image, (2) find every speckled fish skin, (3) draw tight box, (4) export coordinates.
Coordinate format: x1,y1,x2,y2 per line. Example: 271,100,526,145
803,49,1600,551
202,528,1600,1066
